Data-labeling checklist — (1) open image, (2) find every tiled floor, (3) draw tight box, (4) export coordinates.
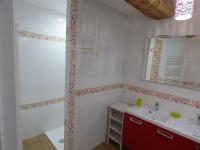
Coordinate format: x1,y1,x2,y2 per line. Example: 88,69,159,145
23,134,56,150
23,135,122,150
92,142,119,150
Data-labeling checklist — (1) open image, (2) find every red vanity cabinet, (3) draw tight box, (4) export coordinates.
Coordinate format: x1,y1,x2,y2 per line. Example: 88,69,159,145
195,144,200,150
146,123,178,150
180,139,199,150
123,113,200,150
123,113,148,150
146,123,197,150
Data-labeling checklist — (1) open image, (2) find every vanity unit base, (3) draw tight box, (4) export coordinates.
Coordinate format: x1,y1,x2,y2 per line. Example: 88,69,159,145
123,113,200,150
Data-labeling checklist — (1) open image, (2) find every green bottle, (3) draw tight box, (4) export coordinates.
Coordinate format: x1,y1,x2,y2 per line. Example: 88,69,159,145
137,99,143,108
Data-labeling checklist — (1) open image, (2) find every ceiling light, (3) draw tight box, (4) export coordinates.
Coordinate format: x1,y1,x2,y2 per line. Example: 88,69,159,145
175,0,194,20
58,18,64,22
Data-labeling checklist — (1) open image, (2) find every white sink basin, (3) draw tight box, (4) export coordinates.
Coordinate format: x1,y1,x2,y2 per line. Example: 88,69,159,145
128,107,170,123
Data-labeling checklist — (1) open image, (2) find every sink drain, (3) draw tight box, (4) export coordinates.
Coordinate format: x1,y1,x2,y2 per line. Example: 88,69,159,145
59,139,64,144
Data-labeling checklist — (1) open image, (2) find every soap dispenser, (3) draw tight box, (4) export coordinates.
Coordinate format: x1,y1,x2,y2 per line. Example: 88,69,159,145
153,102,159,111
197,115,200,126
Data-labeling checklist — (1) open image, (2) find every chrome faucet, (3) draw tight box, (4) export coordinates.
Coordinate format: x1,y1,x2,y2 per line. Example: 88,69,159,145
153,102,159,111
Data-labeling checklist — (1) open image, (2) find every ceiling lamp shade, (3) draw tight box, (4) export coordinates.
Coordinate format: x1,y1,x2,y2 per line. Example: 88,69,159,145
175,0,194,20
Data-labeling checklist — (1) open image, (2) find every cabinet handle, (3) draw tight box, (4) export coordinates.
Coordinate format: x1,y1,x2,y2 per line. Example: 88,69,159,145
195,145,200,150
157,129,174,140
130,117,143,126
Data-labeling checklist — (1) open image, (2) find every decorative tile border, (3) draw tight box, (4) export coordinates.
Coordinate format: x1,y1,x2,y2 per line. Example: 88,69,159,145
19,83,200,111
74,83,199,109
150,39,163,81
20,97,65,111
20,83,200,111
17,31,65,42
75,83,123,97
182,81,195,87
67,0,79,149
182,81,200,89
21,83,200,111
123,83,200,109
20,83,123,111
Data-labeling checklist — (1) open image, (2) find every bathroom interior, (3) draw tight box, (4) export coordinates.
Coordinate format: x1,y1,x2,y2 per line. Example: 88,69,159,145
0,0,200,150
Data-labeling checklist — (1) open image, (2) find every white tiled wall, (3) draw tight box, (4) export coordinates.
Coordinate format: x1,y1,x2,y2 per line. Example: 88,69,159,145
0,0,19,149
21,103,64,140
19,38,66,103
14,1,66,38
14,2,66,140
15,2,66,104
76,0,128,89
74,89,123,150
73,0,200,149
73,0,128,149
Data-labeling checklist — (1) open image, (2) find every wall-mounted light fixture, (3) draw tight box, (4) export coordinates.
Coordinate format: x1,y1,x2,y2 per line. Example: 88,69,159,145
175,0,194,20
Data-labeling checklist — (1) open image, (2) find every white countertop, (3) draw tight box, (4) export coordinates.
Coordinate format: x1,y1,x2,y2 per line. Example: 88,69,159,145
126,107,200,144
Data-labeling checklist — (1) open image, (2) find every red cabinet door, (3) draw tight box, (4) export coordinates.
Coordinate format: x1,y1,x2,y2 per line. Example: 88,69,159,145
145,122,197,150
145,123,181,150
195,144,200,150
123,113,147,150
123,113,198,150
178,137,197,150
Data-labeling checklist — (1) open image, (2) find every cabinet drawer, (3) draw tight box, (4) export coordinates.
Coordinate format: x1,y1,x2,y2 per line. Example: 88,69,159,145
125,113,144,126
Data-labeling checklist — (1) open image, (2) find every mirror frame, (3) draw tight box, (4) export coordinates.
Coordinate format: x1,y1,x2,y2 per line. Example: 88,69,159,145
142,35,200,91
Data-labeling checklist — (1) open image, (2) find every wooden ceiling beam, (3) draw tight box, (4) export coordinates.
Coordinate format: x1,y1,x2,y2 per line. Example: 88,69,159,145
125,0,175,20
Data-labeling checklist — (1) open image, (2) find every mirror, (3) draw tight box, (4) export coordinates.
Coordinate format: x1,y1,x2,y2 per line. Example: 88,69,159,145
144,36,200,90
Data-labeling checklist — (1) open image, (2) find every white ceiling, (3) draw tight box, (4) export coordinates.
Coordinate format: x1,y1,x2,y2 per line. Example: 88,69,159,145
98,0,137,15
18,0,67,14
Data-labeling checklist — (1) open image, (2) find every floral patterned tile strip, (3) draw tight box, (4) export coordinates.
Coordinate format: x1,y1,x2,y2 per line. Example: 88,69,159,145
20,83,200,111
123,83,200,109
182,81,200,90
21,97,65,111
17,31,66,42
75,83,124,96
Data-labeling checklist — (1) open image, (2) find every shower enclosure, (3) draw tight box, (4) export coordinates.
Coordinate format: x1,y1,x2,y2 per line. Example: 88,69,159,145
13,0,67,149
